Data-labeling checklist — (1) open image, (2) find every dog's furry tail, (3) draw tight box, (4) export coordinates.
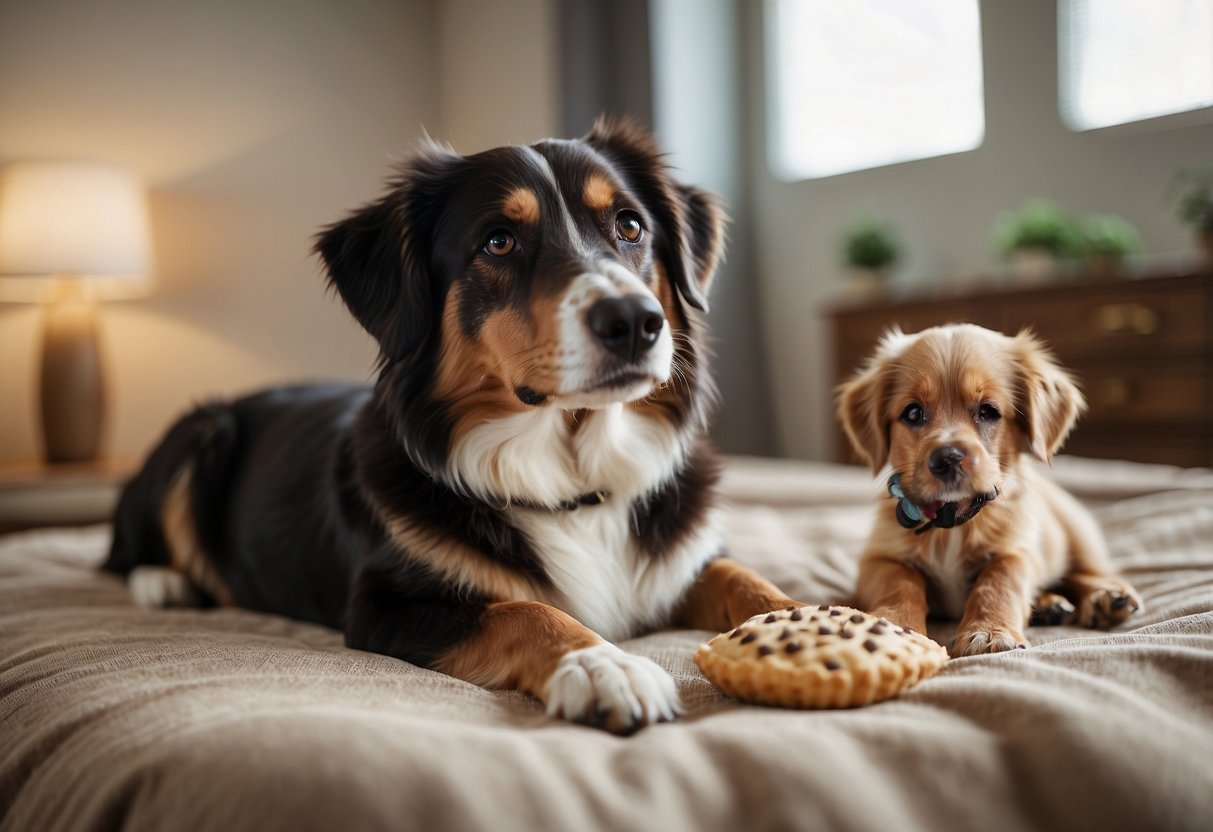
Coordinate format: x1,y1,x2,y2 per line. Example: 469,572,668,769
103,403,238,576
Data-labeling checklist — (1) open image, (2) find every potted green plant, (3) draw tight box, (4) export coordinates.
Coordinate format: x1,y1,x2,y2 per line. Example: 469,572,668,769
842,218,900,296
1169,166,1213,264
992,199,1084,283
1082,213,1142,277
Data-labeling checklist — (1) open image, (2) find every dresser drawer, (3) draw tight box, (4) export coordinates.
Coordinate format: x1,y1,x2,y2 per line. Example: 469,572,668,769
998,282,1209,358
1067,419,1213,468
1074,360,1210,424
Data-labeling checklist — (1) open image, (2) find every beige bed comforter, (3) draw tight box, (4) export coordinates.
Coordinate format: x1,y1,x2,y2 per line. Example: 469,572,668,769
2,456,1212,832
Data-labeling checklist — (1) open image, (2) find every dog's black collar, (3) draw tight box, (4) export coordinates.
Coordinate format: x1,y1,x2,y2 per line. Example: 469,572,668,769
514,490,610,512
887,473,998,535
556,490,610,511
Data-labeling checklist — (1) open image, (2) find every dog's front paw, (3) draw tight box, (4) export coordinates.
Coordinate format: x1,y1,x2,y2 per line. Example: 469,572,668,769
544,643,682,734
952,627,1027,657
1030,591,1076,626
1074,580,1143,629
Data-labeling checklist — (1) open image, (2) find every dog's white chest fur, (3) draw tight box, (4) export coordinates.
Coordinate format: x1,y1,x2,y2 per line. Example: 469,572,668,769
451,404,719,641
511,501,720,641
925,531,970,619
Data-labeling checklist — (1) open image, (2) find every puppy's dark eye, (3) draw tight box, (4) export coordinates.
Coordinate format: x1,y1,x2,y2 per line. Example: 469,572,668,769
615,211,643,243
900,403,926,426
977,403,1001,422
484,230,516,257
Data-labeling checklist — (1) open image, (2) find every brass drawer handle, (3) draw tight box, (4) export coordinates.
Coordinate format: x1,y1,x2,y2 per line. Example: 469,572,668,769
1095,303,1159,335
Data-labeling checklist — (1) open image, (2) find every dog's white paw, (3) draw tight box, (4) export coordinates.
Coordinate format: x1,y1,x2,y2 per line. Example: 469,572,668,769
544,643,682,734
129,566,201,609
952,627,1028,657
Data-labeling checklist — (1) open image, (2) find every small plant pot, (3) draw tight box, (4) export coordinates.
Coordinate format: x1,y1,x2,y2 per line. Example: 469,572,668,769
1199,229,1213,267
1087,253,1124,280
1009,248,1058,284
846,266,889,299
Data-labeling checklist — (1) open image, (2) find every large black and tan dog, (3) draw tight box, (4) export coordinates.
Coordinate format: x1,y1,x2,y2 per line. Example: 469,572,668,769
104,121,801,733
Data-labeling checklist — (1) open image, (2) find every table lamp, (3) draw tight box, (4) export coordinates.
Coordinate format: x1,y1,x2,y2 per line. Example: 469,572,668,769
0,160,152,464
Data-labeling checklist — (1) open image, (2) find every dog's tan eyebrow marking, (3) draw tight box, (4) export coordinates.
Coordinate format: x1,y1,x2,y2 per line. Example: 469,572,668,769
502,187,540,225
582,175,616,211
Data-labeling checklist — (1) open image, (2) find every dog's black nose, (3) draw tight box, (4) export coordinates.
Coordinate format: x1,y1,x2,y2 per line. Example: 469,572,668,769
587,295,665,361
928,446,967,480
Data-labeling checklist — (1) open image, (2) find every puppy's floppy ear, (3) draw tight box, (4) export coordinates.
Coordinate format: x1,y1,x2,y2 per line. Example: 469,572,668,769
836,344,894,475
314,141,460,361
1012,330,1086,461
585,116,726,313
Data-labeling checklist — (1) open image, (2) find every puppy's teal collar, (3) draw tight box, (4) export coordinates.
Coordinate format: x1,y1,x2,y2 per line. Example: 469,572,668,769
887,473,998,535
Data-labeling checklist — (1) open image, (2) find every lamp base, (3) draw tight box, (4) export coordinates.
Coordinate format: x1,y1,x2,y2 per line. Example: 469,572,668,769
39,279,105,463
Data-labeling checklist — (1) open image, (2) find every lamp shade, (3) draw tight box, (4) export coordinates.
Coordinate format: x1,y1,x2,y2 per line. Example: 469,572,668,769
0,160,152,299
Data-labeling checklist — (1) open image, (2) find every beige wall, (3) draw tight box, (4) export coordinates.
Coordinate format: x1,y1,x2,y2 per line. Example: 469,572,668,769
744,0,1213,460
0,0,559,464
435,0,560,152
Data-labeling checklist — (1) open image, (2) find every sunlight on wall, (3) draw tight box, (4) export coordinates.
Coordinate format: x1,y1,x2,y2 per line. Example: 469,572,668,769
1059,0,1213,131
765,0,985,180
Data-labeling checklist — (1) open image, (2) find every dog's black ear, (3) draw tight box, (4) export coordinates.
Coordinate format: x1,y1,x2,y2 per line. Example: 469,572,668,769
1012,330,1086,461
314,142,460,361
585,117,726,313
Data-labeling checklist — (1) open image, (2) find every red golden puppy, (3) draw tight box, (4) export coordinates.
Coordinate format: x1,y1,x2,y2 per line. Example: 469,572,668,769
837,324,1142,656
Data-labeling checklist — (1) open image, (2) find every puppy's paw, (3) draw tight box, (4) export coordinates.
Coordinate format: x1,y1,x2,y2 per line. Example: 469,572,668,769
952,627,1028,657
1074,580,1143,629
1030,591,1076,627
544,643,682,734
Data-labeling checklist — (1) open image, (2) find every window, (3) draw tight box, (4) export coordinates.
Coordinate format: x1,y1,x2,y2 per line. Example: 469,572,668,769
1059,0,1213,131
765,0,985,181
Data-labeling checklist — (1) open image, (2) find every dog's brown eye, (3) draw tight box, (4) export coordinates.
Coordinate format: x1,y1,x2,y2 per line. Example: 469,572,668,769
901,403,925,426
484,230,516,257
615,211,643,243
978,403,1001,422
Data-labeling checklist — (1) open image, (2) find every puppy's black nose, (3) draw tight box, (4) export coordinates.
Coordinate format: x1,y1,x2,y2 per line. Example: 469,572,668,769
587,295,665,361
928,446,967,480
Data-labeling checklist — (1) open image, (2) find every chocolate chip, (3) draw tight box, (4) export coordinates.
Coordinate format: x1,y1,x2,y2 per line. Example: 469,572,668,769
764,613,777,623
824,660,842,671
790,609,803,621
786,642,803,654
758,645,774,656
869,623,886,635
740,632,758,644
818,604,831,611
779,627,794,641
863,639,879,653
829,609,842,617
785,606,795,612
818,626,833,635
839,629,854,639
849,613,865,624
727,629,741,639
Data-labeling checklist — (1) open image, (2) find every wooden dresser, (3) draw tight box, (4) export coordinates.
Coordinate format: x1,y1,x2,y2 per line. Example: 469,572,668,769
827,269,1213,467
